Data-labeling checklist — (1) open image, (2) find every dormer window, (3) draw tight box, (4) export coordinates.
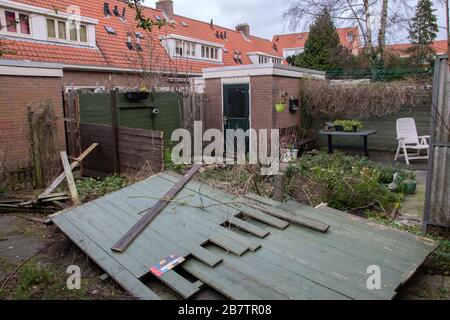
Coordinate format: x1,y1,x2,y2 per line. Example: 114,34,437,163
46,18,87,44
161,34,223,63
1,10,30,35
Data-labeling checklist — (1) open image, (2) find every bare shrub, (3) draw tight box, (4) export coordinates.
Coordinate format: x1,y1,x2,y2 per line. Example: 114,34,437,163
301,79,432,119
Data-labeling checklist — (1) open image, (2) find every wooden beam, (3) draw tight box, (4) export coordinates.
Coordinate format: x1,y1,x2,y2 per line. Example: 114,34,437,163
40,143,98,197
110,89,120,174
111,164,202,253
60,151,81,206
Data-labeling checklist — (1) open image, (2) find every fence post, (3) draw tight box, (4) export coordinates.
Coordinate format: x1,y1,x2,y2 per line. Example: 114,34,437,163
110,89,120,174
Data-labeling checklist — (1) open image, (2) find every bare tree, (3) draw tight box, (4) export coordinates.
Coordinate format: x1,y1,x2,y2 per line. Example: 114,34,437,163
283,0,415,60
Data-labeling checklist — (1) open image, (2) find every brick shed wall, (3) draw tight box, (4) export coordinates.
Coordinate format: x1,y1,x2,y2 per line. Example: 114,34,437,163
204,75,302,132
0,75,65,170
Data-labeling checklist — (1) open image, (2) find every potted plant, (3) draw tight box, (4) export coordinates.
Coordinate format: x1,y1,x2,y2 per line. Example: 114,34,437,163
127,85,150,102
275,89,286,113
333,120,363,132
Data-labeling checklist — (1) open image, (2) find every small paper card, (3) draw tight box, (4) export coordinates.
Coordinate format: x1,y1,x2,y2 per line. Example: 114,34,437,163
150,254,186,277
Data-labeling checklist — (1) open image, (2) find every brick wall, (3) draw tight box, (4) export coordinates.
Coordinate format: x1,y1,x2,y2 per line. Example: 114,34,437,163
204,75,302,132
63,70,174,91
204,78,223,131
0,75,65,170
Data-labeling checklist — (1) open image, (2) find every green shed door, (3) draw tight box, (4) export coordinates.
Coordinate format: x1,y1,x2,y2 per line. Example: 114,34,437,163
223,84,249,133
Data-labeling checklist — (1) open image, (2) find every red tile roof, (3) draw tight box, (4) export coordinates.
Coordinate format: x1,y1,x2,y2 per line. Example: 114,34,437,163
2,0,284,74
273,27,361,53
385,40,448,56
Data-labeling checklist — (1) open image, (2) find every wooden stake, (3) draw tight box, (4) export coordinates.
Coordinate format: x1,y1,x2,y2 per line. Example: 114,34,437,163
40,143,98,197
60,151,81,206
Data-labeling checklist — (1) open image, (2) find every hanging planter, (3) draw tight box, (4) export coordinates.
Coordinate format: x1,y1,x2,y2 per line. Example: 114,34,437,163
126,91,150,102
275,103,286,113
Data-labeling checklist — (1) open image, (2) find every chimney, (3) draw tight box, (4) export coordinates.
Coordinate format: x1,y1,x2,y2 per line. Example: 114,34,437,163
156,0,174,19
236,23,250,38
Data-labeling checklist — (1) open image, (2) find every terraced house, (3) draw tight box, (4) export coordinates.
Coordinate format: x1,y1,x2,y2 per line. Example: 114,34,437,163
0,0,289,92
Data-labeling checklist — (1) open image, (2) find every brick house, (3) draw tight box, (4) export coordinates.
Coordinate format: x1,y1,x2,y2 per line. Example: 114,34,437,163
0,0,288,171
0,0,286,92
273,27,362,58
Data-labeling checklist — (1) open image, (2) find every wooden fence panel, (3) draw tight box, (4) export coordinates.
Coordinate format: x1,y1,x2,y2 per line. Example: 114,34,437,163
424,56,450,230
80,123,164,178
311,107,432,151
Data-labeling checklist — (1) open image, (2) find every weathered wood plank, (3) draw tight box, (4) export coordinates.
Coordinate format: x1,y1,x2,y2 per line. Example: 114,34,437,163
60,151,80,205
52,215,161,300
227,216,270,238
158,173,290,229
112,165,202,253
208,234,249,256
243,195,329,232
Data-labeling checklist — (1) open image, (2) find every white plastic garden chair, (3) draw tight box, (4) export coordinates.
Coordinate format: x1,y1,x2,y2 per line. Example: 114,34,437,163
394,118,430,165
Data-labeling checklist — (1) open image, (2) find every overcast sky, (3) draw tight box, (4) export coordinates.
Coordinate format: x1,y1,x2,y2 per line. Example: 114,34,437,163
145,0,447,43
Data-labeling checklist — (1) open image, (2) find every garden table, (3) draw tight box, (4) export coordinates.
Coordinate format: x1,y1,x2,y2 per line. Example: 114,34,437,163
319,130,377,157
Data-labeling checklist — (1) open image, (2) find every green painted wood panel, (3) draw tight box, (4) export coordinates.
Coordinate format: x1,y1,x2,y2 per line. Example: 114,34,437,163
52,173,437,300
311,107,432,151
79,92,181,142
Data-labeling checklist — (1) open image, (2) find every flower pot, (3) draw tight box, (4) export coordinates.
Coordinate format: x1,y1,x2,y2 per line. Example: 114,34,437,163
126,91,150,102
275,103,286,113
335,125,344,132
404,181,417,194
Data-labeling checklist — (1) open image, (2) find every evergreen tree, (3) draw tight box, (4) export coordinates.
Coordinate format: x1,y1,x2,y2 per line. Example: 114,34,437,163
291,8,345,71
408,0,438,67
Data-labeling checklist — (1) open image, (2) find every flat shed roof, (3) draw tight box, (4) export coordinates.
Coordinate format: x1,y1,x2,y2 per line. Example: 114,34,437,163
203,63,326,80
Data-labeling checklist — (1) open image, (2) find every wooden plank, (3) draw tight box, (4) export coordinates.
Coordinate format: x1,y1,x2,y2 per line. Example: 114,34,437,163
208,233,249,256
52,215,161,300
64,203,200,299
41,143,98,197
111,165,202,253
60,151,80,206
227,216,270,238
110,90,120,174
243,197,330,233
158,173,290,229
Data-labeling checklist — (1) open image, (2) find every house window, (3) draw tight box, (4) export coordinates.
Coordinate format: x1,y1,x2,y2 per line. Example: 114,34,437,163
19,14,30,34
201,45,219,61
176,40,196,57
80,25,87,42
5,11,17,33
3,10,30,34
58,21,67,40
47,19,56,38
69,22,78,41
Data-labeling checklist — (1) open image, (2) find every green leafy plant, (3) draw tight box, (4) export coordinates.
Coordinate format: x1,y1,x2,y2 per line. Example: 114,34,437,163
333,119,363,132
75,175,127,202
286,152,404,212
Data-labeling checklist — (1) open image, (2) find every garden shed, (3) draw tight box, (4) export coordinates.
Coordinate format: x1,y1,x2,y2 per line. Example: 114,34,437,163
202,64,325,141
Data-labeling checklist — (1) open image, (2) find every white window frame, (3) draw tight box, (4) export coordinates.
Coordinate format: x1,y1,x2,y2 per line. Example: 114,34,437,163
0,8,31,37
46,18,88,45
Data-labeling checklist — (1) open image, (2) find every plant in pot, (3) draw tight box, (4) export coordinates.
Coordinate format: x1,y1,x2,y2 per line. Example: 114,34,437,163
333,120,363,132
275,89,286,113
127,85,150,102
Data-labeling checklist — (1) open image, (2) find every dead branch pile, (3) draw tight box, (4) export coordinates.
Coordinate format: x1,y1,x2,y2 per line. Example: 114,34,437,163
301,79,432,119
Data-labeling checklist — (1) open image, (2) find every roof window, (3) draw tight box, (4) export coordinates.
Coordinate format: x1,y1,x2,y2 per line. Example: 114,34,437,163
104,26,116,35
181,21,188,27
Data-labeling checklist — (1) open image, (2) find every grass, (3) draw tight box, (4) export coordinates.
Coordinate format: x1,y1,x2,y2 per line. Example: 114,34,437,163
0,260,92,300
